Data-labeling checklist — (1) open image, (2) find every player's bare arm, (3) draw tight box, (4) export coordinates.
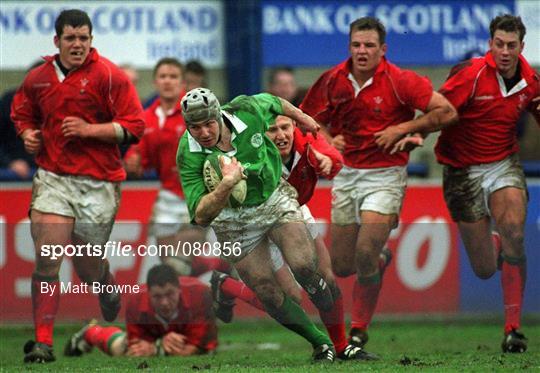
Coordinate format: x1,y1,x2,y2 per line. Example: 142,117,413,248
278,97,320,136
330,134,345,153
311,148,333,176
162,332,201,356
126,339,157,357
20,129,42,154
374,91,458,152
124,151,143,177
61,116,135,144
194,156,246,226
389,134,424,155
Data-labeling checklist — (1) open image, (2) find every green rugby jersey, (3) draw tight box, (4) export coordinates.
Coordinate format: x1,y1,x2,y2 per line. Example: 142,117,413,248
177,93,284,222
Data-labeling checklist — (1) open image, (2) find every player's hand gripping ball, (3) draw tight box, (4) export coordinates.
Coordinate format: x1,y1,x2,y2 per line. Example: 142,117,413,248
203,153,247,208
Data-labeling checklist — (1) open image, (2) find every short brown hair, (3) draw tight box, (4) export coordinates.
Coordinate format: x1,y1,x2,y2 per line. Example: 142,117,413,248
153,57,183,78
147,264,179,288
349,17,386,44
489,14,526,42
55,9,92,37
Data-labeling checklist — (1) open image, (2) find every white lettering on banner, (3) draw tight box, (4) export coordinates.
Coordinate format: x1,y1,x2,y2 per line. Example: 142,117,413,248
396,217,451,291
443,35,487,60
0,4,219,34
263,3,512,35
0,1,224,69
263,5,335,34
147,38,220,61
335,5,372,33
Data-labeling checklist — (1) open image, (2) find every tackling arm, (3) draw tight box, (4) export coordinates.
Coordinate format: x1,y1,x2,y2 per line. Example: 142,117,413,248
374,91,458,152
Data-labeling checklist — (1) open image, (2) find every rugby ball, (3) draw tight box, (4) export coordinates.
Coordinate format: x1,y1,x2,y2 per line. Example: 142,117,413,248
203,153,247,208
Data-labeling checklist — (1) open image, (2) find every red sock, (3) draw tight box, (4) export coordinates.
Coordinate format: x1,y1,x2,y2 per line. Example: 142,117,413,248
501,255,526,334
32,273,60,346
221,277,265,310
84,325,123,354
191,257,231,277
318,293,347,353
351,272,382,331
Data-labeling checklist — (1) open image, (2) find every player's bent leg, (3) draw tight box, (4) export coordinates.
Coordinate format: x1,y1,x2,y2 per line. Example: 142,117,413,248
235,241,334,358
490,187,528,349
490,187,527,258
66,320,126,357
25,210,73,362
210,271,238,323
314,236,348,355
72,251,121,322
269,222,334,312
350,211,394,344
330,224,359,277
457,218,499,279
274,265,303,304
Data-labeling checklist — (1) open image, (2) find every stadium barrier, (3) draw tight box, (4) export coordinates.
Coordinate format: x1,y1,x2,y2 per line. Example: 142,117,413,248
1,181,538,321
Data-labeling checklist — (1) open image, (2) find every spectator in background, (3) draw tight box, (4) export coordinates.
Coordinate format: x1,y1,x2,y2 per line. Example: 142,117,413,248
184,60,207,92
119,63,140,88
267,66,303,107
144,59,207,109
12,9,145,363
0,61,43,179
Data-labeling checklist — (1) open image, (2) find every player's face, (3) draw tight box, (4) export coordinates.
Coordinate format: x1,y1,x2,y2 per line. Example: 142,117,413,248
266,116,294,160
185,72,204,92
349,30,387,78
149,283,180,320
489,30,523,79
188,120,220,148
54,25,92,70
270,72,297,102
154,64,183,102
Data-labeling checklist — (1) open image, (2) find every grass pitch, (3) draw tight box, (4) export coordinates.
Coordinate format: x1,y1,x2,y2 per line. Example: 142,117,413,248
1,318,539,372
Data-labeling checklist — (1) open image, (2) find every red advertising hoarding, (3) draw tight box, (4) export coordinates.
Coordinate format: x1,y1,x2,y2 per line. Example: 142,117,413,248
0,183,458,321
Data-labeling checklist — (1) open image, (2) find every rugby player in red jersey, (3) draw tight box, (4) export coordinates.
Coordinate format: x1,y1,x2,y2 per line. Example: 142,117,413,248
11,9,145,363
65,264,217,357
376,14,539,353
300,17,457,348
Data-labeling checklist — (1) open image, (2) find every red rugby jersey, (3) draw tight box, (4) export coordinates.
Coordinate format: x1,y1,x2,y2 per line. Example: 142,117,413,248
436,52,540,167
126,97,186,197
286,127,343,205
126,276,217,352
301,57,433,169
11,49,145,181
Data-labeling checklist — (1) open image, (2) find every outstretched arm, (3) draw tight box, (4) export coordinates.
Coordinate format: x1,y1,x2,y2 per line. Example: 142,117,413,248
278,98,320,137
374,91,458,153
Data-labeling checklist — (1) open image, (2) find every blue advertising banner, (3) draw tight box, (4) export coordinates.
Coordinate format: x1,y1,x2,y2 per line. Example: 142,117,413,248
262,0,515,66
459,182,540,313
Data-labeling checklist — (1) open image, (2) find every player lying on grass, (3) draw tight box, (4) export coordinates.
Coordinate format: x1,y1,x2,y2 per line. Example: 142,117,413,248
210,115,382,360
65,264,217,357
177,88,338,362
